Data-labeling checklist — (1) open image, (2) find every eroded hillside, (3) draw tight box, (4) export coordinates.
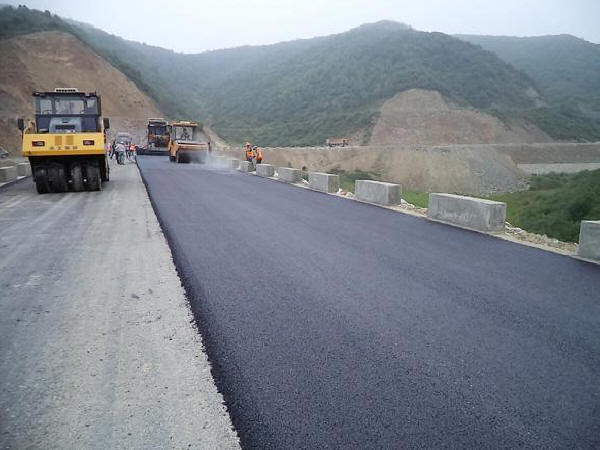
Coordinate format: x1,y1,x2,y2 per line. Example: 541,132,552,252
0,31,162,154
369,89,551,145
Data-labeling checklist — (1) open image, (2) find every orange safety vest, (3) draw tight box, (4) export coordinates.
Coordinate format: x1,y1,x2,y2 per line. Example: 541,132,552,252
245,149,255,160
256,147,263,161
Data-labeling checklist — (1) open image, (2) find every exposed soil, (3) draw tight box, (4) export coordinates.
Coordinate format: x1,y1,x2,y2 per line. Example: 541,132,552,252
369,89,551,146
0,31,162,154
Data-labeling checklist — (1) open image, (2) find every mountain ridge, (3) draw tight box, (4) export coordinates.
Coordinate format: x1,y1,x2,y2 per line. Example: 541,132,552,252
2,6,599,145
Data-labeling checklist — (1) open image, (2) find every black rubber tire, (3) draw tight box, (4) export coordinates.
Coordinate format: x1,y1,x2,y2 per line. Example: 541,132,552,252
70,163,84,192
86,163,101,191
34,167,50,194
101,159,110,182
48,164,68,193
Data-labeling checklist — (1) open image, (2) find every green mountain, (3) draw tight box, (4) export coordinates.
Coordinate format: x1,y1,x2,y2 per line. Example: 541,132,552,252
458,34,600,139
2,5,600,144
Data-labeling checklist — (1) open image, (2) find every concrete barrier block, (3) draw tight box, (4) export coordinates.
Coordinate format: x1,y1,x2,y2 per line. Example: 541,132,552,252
16,162,31,177
309,172,339,193
0,166,18,183
355,180,402,206
427,193,506,232
577,220,600,261
256,164,275,178
227,158,240,169
278,167,302,183
239,161,255,172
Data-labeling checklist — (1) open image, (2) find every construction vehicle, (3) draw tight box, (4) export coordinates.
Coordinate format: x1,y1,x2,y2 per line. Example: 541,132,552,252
140,118,170,154
18,88,110,194
326,138,350,147
168,121,211,163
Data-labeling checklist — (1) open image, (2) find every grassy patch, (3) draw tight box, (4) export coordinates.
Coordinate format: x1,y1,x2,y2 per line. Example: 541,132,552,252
403,190,429,208
328,168,379,192
488,170,600,242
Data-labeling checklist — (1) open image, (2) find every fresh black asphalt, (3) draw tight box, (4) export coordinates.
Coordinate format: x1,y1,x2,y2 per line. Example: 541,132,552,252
137,156,600,449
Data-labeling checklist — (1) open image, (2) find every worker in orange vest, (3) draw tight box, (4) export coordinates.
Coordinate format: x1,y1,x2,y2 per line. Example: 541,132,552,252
255,146,264,164
245,142,255,162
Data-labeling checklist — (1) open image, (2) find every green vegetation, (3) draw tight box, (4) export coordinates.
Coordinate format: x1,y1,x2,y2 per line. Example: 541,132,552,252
1,7,550,145
458,34,600,141
489,170,600,243
517,108,600,142
329,168,379,192
0,5,70,38
402,191,429,208
3,6,599,143
373,171,600,243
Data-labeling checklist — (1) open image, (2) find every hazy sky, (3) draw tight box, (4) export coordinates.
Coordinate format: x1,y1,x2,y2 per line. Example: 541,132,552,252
7,0,600,53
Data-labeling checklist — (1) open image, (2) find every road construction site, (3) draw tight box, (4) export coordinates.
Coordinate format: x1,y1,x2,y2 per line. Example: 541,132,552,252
1,154,599,448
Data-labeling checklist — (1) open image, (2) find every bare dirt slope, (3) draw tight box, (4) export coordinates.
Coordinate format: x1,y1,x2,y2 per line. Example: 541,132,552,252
0,31,162,154
369,89,551,146
219,145,528,194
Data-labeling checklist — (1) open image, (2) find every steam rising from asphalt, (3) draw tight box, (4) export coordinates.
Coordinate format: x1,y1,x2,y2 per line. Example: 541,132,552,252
190,153,237,171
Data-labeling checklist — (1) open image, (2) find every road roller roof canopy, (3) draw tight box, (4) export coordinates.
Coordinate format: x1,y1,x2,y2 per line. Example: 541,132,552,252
33,90,102,116
32,90,103,133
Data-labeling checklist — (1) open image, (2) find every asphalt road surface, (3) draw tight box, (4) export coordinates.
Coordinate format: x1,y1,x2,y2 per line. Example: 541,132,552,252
0,162,239,449
138,156,600,449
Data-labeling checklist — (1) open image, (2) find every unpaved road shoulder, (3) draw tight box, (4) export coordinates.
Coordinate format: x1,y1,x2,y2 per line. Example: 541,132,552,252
0,162,239,449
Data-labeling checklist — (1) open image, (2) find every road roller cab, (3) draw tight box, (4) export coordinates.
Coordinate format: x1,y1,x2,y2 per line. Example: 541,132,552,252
18,88,110,194
168,121,211,163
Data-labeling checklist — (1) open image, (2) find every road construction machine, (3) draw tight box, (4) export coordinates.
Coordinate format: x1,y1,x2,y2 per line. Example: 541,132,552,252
18,88,110,194
140,118,170,155
168,121,211,163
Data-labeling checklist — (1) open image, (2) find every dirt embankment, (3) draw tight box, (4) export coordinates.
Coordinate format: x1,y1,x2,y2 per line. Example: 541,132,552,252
218,142,600,195
0,31,162,154
219,145,527,194
369,89,551,146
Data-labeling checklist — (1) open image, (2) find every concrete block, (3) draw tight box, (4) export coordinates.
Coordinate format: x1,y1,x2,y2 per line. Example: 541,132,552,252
355,180,402,206
0,166,18,183
16,162,31,177
308,172,339,193
227,158,240,169
577,220,600,261
256,164,275,178
427,193,506,232
278,167,302,183
238,161,255,172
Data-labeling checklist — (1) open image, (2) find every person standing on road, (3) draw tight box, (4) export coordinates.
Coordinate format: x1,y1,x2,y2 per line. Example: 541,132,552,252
128,143,136,161
115,141,126,164
245,143,255,162
109,140,117,159
255,146,263,164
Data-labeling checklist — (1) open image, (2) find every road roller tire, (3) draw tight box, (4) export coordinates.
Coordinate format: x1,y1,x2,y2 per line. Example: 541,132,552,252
70,163,84,192
101,159,110,182
34,167,50,194
85,162,101,191
48,164,68,193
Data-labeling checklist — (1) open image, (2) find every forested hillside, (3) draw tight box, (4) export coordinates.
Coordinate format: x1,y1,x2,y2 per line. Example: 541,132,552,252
459,34,600,140
2,5,599,145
